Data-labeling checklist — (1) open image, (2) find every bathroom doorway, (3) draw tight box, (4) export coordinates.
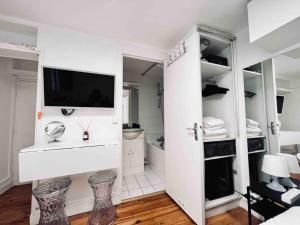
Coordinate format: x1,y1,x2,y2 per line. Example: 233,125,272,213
0,57,38,190
122,56,165,201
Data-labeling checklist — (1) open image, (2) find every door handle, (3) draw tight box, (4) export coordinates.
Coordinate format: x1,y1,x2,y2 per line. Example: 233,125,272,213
268,122,276,135
187,123,198,141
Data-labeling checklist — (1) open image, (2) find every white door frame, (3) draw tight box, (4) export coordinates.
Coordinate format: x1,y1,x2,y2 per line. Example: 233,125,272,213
0,43,39,193
121,53,164,198
11,75,37,185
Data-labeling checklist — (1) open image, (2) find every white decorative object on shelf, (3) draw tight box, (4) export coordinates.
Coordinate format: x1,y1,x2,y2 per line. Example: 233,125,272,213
167,41,188,66
44,121,65,143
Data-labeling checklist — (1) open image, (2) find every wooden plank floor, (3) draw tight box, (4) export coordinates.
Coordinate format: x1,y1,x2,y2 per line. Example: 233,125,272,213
0,184,261,225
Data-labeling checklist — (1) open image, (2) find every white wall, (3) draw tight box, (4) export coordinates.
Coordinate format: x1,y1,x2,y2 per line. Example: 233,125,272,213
31,25,123,223
278,77,300,131
29,24,166,224
123,72,164,141
0,57,14,194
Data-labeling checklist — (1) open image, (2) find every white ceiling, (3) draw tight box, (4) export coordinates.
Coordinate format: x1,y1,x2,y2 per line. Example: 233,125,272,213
0,0,249,49
124,57,163,78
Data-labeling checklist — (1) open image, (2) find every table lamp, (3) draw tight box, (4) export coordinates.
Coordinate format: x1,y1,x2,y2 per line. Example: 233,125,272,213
261,155,290,192
277,153,300,188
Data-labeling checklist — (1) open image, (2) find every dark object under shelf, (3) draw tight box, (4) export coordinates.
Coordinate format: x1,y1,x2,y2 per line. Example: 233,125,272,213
202,84,229,97
205,157,234,200
248,154,260,186
205,55,228,66
247,138,264,152
244,64,262,74
245,91,256,98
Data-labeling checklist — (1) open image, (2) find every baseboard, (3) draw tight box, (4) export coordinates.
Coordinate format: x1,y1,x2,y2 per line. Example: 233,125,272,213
30,195,121,225
0,177,13,195
206,198,241,218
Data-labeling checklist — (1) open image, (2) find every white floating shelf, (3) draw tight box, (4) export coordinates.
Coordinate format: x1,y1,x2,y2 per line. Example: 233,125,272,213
277,87,294,95
201,61,231,80
248,149,267,154
243,70,262,80
0,42,39,61
203,137,235,143
205,193,241,210
12,69,37,77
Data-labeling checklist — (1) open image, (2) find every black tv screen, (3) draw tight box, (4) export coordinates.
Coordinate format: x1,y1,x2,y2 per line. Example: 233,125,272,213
277,95,284,114
43,67,115,108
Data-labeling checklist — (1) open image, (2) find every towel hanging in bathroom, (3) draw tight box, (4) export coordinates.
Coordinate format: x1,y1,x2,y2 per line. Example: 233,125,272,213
202,84,229,97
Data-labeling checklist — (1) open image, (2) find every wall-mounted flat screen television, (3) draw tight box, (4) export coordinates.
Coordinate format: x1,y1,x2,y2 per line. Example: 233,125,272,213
43,67,115,108
276,95,284,114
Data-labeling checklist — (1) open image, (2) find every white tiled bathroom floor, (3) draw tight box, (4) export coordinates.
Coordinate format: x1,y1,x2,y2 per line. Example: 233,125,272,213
122,166,165,200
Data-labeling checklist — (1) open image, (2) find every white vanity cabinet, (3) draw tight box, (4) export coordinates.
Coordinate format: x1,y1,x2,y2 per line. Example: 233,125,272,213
122,132,144,175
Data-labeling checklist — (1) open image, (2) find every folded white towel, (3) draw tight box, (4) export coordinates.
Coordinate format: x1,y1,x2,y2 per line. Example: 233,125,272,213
204,134,227,140
203,117,225,129
204,125,224,131
247,133,261,137
246,127,262,134
246,118,259,126
204,128,228,136
247,124,259,129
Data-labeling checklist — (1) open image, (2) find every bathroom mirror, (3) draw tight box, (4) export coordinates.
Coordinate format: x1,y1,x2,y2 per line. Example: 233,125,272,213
123,83,139,127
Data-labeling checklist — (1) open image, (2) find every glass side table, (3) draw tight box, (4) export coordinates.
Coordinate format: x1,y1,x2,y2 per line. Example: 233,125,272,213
88,170,117,225
32,177,71,225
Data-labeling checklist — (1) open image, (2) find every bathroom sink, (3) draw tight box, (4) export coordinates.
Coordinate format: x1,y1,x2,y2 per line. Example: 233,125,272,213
123,128,144,140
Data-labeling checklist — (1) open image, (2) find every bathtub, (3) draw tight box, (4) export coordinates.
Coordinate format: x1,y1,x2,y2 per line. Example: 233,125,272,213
146,141,165,181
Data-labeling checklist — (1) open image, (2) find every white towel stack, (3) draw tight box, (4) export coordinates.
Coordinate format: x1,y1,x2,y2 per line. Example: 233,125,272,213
246,118,262,137
203,117,228,140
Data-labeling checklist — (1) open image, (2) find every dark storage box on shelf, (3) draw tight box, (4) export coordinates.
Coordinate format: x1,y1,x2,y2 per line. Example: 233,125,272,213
204,140,236,158
247,138,264,152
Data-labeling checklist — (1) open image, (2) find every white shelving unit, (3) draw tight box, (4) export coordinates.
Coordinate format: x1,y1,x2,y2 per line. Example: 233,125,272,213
200,31,240,212
277,87,293,95
201,61,231,80
243,70,262,80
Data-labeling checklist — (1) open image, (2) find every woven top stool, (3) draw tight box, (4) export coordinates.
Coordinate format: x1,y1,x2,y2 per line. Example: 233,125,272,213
88,170,117,225
32,177,71,225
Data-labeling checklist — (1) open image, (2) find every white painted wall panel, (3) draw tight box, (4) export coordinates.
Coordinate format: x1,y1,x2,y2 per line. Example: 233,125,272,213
31,25,123,222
